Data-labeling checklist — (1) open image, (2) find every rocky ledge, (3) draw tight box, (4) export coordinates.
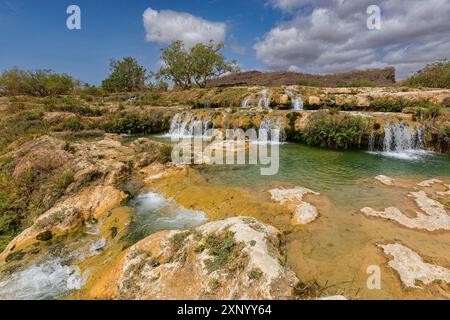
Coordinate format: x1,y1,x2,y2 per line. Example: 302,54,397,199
84,217,299,300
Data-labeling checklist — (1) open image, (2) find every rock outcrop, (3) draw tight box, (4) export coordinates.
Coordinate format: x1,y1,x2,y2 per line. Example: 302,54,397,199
0,134,171,260
85,217,298,300
361,191,450,232
375,175,395,186
269,187,320,225
379,243,450,289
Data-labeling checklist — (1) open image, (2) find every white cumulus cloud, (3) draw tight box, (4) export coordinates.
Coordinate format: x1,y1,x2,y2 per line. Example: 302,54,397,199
258,0,450,78
143,8,227,49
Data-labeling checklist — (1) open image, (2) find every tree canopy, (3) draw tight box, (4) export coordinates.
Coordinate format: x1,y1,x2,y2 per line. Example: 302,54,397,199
102,57,148,92
156,41,240,89
0,68,79,96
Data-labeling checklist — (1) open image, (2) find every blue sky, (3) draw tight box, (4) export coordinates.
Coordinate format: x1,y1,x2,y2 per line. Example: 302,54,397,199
1,0,450,84
0,0,284,85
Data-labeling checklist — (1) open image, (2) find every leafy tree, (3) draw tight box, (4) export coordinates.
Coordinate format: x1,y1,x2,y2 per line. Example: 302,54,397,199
102,57,148,92
156,41,239,89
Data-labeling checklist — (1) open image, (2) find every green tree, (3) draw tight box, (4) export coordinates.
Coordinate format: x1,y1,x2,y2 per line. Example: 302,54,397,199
156,41,239,89
102,57,148,92
191,41,240,88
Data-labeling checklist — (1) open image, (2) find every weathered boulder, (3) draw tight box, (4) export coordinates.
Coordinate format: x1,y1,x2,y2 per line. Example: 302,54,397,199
85,217,299,300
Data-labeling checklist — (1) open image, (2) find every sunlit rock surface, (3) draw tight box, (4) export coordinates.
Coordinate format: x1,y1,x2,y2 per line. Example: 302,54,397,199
375,175,395,186
417,179,443,187
269,187,320,225
84,217,298,300
361,191,450,231
379,243,450,289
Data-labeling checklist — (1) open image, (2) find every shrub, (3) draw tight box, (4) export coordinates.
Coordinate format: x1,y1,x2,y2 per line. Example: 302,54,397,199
301,111,369,149
0,68,79,96
404,60,450,88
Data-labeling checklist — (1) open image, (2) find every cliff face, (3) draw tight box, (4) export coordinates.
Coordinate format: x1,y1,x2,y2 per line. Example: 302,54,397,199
206,68,396,88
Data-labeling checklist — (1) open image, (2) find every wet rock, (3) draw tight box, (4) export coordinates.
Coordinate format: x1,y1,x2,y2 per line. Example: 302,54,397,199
5,251,26,263
269,187,319,204
375,175,394,186
85,217,298,300
417,179,443,187
361,191,450,231
437,185,450,197
379,243,450,289
292,203,319,225
36,231,53,242
269,187,320,225
110,227,118,239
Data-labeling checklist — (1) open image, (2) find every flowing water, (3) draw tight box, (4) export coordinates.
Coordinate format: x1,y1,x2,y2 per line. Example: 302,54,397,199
257,89,271,108
285,90,304,110
164,113,212,139
194,143,450,298
126,192,207,244
368,122,429,160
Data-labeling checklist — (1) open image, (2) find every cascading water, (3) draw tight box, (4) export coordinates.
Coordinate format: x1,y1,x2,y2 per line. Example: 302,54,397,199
166,113,212,138
368,122,428,160
285,90,304,110
256,118,286,144
257,89,271,108
241,96,251,109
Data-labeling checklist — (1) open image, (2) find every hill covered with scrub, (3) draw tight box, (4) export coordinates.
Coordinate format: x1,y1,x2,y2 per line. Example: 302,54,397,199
206,67,396,88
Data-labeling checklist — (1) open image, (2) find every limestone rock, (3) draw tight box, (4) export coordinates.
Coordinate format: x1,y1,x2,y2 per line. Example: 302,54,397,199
361,191,450,231
417,179,443,187
308,96,321,105
86,217,299,300
437,185,450,197
379,243,450,289
269,187,320,225
375,175,395,186
292,203,319,225
269,187,319,204
277,94,290,105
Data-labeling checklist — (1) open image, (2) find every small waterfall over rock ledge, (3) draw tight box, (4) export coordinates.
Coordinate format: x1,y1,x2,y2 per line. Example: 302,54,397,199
285,90,304,110
165,113,212,138
368,122,429,160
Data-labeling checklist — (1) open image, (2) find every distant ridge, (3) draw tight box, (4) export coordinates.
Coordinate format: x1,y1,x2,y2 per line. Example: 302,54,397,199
206,67,396,88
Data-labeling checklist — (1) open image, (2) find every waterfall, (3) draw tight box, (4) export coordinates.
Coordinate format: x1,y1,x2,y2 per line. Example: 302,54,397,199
166,113,212,138
368,132,375,152
241,96,251,109
256,118,286,144
383,122,424,152
369,122,428,160
286,90,304,110
257,89,271,108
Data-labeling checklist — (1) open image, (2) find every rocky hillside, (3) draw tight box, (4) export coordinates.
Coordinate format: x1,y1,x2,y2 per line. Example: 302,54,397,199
206,68,396,88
